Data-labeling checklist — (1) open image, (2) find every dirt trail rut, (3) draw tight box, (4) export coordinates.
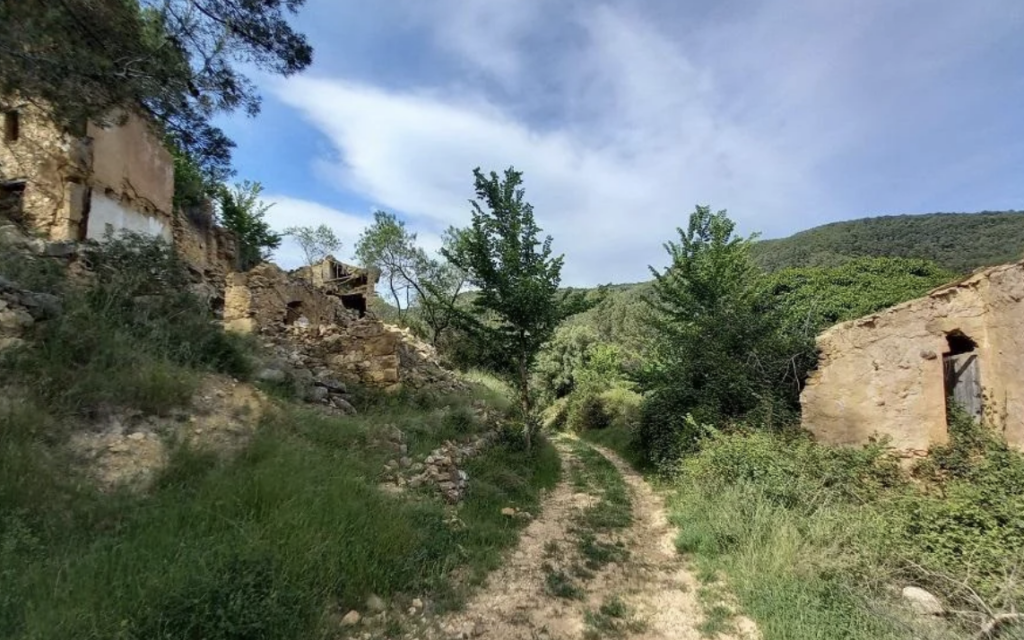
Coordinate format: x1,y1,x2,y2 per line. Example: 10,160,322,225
423,438,759,640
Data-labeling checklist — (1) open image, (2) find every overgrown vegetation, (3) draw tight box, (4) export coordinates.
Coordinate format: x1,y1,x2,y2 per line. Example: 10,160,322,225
546,205,1024,638
443,167,587,449
661,409,1024,639
218,181,282,271
354,211,468,344
0,234,561,639
1,232,252,417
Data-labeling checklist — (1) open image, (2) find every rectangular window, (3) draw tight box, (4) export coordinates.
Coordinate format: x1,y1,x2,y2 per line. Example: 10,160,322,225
4,111,19,142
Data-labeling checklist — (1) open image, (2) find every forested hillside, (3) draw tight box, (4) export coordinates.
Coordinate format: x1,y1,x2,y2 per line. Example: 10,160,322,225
750,210,1024,273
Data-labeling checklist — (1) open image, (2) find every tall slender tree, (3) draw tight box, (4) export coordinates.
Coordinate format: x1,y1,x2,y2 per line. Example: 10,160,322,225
445,167,580,449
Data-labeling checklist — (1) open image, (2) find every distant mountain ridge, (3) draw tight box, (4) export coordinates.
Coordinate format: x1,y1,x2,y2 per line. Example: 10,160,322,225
750,211,1024,274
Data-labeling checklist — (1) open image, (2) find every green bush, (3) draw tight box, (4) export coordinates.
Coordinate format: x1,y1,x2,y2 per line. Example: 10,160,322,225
598,387,642,430
891,409,1024,607
567,393,610,431
663,418,1024,638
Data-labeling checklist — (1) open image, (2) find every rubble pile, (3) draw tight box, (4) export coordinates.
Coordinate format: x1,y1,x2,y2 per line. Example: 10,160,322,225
225,262,466,395
380,404,499,503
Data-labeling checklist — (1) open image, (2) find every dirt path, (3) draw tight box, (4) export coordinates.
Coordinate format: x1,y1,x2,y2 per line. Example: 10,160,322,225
419,437,759,640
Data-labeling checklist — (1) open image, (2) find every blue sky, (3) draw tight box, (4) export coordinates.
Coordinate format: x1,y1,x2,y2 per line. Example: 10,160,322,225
217,0,1024,286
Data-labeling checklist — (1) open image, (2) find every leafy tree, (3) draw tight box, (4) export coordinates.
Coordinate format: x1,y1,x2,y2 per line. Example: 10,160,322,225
444,167,580,448
0,0,312,185
354,212,468,344
769,257,953,332
285,224,342,268
638,206,796,464
218,181,281,271
354,211,429,319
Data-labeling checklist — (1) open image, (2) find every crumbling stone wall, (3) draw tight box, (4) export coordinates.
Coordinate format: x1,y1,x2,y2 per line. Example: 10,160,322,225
172,204,238,292
223,262,461,392
801,261,1024,454
0,102,91,240
1,103,173,242
292,255,376,316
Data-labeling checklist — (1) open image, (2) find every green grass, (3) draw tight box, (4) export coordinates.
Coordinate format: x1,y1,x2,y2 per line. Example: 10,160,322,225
543,563,585,600
583,596,646,639
566,440,632,532
0,396,560,639
580,425,642,470
0,234,563,639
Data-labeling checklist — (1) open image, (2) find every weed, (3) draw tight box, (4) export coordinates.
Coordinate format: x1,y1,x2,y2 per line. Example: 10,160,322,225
543,563,584,600
583,596,646,638
578,531,629,570
697,602,735,638
0,388,561,638
543,540,560,558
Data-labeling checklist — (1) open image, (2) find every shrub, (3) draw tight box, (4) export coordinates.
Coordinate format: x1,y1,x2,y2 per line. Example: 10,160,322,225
598,387,642,430
0,233,253,416
567,393,610,431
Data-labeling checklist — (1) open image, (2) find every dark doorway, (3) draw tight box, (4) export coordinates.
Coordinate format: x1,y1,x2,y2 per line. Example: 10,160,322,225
0,180,26,224
943,331,982,419
284,300,305,325
4,110,19,142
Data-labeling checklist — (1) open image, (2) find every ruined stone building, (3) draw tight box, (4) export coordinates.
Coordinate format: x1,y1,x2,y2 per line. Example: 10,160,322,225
223,263,458,391
292,255,376,317
1,103,173,242
801,261,1024,455
1,102,237,287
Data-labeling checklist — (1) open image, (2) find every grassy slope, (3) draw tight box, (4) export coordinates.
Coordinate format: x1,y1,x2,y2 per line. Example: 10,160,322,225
582,422,1024,640
2,385,560,640
0,237,561,639
751,211,1024,273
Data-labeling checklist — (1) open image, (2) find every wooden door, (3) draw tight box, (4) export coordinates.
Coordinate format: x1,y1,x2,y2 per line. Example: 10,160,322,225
944,352,982,419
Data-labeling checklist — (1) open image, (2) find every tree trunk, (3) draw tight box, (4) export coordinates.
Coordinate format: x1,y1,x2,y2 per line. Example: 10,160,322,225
518,343,531,451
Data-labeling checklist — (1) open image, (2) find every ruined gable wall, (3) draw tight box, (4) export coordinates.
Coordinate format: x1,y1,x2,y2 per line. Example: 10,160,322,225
222,263,459,391
172,205,238,286
0,104,173,243
800,262,1024,454
84,113,173,242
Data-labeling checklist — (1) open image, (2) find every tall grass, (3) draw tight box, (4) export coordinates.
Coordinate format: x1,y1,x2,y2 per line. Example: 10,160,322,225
663,422,1024,640
0,233,252,417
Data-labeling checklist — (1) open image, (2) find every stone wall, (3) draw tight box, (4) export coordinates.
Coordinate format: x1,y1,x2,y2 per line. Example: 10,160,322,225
223,262,461,392
172,205,239,290
0,103,173,243
0,102,90,240
223,263,350,334
801,261,1024,454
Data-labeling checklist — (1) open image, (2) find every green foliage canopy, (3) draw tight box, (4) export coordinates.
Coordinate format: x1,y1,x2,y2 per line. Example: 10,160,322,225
218,181,281,271
444,167,581,446
285,224,341,268
751,211,1024,274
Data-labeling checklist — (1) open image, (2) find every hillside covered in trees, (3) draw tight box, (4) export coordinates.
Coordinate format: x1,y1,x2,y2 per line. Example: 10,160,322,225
750,210,1024,273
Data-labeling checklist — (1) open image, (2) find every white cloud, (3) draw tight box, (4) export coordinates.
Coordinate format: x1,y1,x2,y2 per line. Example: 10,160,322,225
266,0,1022,285
262,195,369,270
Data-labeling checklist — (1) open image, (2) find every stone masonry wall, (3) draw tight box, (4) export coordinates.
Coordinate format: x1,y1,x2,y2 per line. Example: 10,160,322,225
0,102,91,240
801,261,1024,454
1,103,173,242
224,263,462,392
